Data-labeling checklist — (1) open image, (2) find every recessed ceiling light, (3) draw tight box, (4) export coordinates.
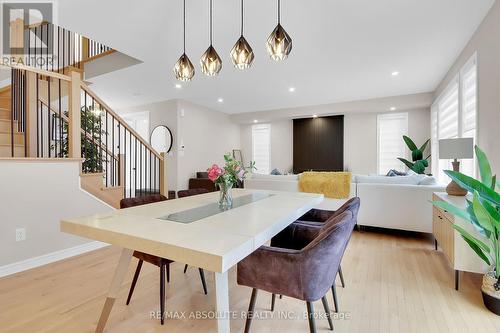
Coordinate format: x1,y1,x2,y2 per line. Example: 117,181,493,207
253,119,258,123
289,87,296,92
175,84,182,89
312,114,318,118
390,107,397,111
217,98,224,103
391,71,400,76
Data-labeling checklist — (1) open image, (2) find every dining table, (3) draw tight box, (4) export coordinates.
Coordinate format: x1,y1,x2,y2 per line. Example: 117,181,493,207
60,189,323,333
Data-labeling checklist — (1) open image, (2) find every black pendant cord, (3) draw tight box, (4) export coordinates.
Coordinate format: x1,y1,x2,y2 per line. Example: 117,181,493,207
183,0,186,53
209,0,213,45
240,0,244,37
277,0,281,24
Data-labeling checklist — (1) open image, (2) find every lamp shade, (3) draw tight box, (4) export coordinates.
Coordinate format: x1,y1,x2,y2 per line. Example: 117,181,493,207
439,138,474,159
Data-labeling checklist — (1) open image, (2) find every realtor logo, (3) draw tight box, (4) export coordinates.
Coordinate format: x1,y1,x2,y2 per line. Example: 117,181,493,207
2,2,53,56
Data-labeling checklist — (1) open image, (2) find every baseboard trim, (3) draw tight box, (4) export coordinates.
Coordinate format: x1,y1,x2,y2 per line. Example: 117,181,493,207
0,241,110,278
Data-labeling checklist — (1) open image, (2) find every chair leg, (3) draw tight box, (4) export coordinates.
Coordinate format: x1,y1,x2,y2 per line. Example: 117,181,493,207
306,301,317,333
321,296,334,331
166,263,170,283
244,288,258,333
271,293,276,311
331,283,339,313
183,264,188,273
160,261,166,325
126,259,143,305
338,265,345,288
198,268,208,295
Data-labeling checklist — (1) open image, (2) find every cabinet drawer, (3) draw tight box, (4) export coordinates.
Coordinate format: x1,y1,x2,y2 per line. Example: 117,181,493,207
433,206,455,266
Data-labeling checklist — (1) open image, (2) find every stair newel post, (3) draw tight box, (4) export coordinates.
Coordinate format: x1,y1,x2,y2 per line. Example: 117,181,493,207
160,152,168,197
68,70,81,159
25,71,38,157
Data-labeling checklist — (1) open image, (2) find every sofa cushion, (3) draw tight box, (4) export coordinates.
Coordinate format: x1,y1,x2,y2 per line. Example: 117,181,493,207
418,175,438,185
355,174,421,185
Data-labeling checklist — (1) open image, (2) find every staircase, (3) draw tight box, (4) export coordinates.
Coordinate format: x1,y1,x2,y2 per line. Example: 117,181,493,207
0,86,25,157
1,20,167,208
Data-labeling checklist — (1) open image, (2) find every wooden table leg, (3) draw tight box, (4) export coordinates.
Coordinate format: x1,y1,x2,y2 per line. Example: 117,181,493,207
95,248,133,333
215,271,230,333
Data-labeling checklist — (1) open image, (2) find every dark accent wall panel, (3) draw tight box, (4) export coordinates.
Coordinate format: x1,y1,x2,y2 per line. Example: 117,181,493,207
293,115,344,173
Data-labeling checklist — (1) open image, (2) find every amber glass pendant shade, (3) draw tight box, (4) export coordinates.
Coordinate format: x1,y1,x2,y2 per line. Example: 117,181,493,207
231,36,254,69
173,0,194,81
200,45,222,76
267,23,292,61
174,53,195,81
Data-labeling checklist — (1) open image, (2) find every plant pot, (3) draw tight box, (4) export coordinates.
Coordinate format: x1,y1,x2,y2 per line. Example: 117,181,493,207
481,267,500,316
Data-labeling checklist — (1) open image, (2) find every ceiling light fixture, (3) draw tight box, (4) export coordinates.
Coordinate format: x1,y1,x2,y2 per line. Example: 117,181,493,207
173,0,195,82
253,119,258,123
289,87,295,92
218,98,224,103
267,0,292,61
175,84,182,89
312,114,318,118
230,0,254,69
391,71,400,76
201,0,222,76
390,107,397,111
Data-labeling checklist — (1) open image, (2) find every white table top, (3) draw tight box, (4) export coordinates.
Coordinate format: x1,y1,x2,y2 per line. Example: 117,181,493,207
61,189,323,273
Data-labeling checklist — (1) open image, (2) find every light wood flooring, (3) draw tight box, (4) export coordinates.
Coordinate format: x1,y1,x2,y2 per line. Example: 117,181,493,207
0,229,498,333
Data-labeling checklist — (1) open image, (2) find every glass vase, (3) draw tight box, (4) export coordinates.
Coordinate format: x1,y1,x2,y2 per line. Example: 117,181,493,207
218,182,233,210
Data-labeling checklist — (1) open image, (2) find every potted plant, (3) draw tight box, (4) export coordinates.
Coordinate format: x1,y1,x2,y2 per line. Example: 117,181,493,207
207,154,253,210
398,135,430,174
432,146,499,315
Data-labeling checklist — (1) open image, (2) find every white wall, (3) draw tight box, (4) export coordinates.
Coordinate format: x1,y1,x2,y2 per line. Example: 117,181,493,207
240,120,293,174
239,108,430,176
119,99,241,191
345,108,430,175
177,100,241,190
434,1,500,176
0,160,111,267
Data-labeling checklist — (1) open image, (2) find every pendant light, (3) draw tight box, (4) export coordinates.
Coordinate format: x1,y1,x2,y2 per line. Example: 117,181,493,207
230,0,254,69
266,0,292,61
200,0,222,76
173,0,195,81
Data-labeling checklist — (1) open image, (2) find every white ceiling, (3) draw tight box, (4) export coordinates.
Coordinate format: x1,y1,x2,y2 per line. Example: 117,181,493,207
56,0,495,114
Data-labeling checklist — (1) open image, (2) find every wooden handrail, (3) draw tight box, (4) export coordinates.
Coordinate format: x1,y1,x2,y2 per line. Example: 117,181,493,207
6,63,72,82
80,82,163,160
38,97,119,162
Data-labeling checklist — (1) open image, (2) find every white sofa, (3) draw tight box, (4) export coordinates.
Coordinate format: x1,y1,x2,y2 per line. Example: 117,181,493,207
244,173,445,233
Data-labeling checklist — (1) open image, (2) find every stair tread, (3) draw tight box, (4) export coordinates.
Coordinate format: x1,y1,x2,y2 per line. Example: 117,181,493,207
80,172,105,177
0,143,24,147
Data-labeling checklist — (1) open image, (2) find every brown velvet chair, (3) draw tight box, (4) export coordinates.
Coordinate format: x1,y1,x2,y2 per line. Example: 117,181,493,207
272,197,361,313
177,188,209,198
238,211,356,333
120,194,208,325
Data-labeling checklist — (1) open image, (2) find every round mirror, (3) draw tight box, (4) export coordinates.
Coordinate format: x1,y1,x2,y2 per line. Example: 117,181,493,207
150,125,173,153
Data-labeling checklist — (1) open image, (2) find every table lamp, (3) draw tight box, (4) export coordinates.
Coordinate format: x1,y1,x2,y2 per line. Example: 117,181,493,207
439,138,474,196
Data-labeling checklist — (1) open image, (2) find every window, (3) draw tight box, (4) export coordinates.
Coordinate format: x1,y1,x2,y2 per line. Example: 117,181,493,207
377,112,408,175
252,124,271,174
431,53,477,183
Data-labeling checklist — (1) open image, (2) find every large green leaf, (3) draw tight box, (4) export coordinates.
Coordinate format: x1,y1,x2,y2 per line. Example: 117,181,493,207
475,145,492,186
432,201,470,220
419,139,430,154
412,149,423,162
403,135,417,151
459,234,491,266
412,160,428,174
466,199,489,237
444,170,500,205
472,192,495,235
398,158,414,170
453,224,491,258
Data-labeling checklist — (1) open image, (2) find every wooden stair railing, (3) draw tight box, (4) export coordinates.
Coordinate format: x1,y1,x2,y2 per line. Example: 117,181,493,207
2,64,167,205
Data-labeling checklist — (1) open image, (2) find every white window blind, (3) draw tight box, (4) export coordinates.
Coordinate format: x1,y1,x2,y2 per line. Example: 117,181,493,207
430,52,477,183
377,112,408,175
252,124,271,174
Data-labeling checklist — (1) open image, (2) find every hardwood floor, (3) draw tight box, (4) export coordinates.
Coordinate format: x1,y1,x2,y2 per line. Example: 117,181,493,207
0,230,498,333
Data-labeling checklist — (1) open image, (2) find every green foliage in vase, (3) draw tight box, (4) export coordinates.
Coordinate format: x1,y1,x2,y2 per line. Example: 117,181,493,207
432,146,500,288
398,135,430,174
